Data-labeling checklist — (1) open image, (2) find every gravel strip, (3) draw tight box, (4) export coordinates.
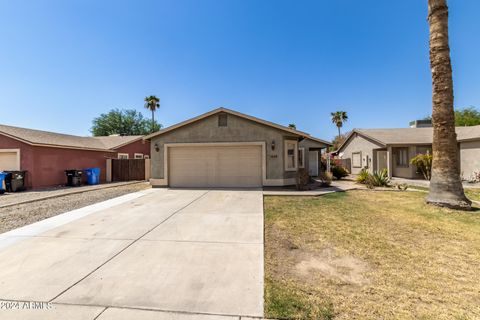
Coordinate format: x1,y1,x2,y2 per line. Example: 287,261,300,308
0,182,151,234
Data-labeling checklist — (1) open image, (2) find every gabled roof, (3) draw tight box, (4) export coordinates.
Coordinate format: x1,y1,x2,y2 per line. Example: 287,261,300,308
0,124,143,152
144,107,332,146
337,125,480,152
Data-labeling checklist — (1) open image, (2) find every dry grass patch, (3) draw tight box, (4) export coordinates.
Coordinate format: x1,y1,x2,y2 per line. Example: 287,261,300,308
264,190,480,319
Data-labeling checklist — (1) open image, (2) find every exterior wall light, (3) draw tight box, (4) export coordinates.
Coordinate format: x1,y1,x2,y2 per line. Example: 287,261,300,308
154,143,160,152
271,140,275,151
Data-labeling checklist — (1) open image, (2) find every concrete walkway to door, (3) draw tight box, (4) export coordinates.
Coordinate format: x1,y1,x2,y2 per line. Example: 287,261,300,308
0,188,264,319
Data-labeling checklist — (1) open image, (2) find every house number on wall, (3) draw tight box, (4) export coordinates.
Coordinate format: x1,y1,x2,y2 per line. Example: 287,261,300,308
270,154,278,158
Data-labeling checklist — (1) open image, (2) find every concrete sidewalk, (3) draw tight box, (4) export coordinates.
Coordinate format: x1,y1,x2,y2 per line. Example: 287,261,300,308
0,188,264,319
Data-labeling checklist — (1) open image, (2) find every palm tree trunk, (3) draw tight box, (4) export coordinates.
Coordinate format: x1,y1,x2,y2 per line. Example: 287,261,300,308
426,0,471,210
337,126,341,139
151,110,155,133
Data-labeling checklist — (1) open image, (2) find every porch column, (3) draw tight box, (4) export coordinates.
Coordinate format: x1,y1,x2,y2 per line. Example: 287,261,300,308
387,146,393,178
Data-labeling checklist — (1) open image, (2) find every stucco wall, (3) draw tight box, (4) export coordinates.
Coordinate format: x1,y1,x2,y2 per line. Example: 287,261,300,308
116,139,150,159
339,133,383,174
149,113,300,182
30,146,113,189
460,140,480,180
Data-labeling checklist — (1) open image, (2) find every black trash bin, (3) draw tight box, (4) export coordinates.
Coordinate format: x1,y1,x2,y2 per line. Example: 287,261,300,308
4,171,27,192
65,169,83,187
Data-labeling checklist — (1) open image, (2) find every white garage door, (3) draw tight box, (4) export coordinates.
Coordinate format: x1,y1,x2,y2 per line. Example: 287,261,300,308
169,145,263,188
0,151,19,171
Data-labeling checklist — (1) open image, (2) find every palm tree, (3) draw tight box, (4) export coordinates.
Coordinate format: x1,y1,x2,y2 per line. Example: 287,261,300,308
425,0,471,210
144,95,160,133
331,111,348,138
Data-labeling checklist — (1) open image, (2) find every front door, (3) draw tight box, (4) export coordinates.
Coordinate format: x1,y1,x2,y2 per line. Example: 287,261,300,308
308,151,319,176
377,151,388,172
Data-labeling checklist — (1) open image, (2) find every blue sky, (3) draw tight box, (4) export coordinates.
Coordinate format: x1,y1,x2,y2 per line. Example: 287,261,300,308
0,0,479,141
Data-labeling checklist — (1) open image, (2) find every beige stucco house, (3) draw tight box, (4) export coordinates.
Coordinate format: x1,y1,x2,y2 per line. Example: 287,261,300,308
144,108,331,188
336,126,480,180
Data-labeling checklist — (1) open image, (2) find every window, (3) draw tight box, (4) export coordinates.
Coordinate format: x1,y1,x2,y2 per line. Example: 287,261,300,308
298,148,305,168
284,140,298,171
118,153,129,159
396,148,409,167
218,113,228,127
134,153,144,159
352,152,362,168
417,146,432,155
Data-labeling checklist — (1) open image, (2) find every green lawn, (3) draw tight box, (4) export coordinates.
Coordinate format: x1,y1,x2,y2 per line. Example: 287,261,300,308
264,190,480,319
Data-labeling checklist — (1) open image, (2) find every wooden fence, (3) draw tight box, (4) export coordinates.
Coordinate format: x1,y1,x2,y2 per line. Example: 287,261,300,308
111,159,146,182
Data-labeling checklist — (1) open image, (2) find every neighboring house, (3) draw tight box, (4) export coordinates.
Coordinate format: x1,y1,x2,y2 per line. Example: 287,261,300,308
144,108,331,188
0,124,150,189
336,125,480,180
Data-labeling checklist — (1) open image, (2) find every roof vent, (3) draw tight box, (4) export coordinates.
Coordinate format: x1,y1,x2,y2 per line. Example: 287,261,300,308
218,113,228,127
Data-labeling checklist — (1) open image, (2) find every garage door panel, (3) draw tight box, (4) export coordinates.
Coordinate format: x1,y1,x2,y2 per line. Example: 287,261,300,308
0,151,19,171
169,146,262,188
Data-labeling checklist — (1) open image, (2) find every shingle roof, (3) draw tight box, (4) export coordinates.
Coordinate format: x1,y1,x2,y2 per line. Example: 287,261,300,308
353,125,480,146
0,124,143,151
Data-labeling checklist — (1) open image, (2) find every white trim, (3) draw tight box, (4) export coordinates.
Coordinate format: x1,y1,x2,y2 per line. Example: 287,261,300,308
0,148,21,170
117,153,129,159
158,142,267,187
134,153,144,159
284,140,298,172
298,147,305,168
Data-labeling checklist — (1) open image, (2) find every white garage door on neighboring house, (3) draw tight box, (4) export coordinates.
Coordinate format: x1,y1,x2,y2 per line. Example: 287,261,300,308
0,150,20,171
168,145,263,188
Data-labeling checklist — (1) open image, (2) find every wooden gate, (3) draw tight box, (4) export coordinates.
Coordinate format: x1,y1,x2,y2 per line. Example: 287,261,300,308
111,159,145,182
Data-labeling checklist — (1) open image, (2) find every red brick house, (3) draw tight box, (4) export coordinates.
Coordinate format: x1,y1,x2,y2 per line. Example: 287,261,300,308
0,124,150,189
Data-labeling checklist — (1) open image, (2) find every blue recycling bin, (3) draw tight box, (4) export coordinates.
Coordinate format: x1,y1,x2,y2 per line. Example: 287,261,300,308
84,168,101,185
0,172,7,194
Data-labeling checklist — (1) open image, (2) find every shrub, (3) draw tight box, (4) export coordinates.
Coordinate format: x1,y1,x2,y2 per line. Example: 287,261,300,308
331,166,349,180
318,171,333,187
296,168,311,190
366,169,390,187
410,153,432,180
356,169,370,184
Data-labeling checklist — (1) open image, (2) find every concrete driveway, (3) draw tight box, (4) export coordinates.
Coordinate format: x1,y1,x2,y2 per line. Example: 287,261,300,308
0,189,264,319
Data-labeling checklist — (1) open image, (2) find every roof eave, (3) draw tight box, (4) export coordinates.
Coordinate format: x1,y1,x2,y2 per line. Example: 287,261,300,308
144,107,309,140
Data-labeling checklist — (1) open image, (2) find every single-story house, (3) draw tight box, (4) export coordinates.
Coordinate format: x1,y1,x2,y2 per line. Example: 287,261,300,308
336,125,480,180
0,124,150,189
144,108,331,188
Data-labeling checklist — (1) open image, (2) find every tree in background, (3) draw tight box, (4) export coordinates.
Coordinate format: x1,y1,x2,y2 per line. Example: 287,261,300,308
331,111,348,138
455,107,480,126
421,106,480,126
425,0,470,210
91,109,161,136
144,95,160,133
332,131,350,151
288,123,296,129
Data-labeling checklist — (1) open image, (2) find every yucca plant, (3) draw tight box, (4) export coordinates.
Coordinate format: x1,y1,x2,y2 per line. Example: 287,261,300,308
366,169,390,187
